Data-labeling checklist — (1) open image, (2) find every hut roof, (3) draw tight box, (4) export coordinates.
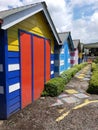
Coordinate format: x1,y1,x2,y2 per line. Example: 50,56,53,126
0,2,61,44
58,32,74,51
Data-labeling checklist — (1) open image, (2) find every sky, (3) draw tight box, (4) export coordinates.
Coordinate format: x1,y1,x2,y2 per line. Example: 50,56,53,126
0,0,98,44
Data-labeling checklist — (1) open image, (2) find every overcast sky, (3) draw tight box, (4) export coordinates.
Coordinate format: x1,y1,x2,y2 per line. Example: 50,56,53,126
0,0,98,43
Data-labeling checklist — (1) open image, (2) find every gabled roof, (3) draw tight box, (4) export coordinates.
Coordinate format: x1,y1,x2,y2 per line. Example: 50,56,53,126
0,4,36,19
73,39,80,49
0,2,61,44
58,32,74,50
73,39,83,52
58,32,70,43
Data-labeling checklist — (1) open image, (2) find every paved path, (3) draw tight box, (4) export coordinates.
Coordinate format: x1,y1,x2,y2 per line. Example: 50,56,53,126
50,64,98,122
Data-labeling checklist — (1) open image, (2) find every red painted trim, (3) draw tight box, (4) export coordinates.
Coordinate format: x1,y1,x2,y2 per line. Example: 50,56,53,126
70,52,75,56
45,40,50,82
70,60,75,64
0,19,3,24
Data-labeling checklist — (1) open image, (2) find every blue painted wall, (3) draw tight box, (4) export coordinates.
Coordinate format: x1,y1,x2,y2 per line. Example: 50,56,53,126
0,30,6,119
64,41,71,70
54,41,71,77
50,54,54,78
0,30,20,119
7,51,21,116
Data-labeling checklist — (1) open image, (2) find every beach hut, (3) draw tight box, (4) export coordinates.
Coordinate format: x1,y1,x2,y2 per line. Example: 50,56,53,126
0,2,61,119
79,43,84,63
54,32,74,76
70,39,81,66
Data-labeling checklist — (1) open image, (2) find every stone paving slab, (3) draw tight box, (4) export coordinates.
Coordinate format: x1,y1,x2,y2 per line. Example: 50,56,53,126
83,78,90,81
79,74,85,76
65,89,78,94
78,89,85,93
66,85,75,88
74,93,89,99
51,99,63,106
58,94,69,98
85,75,91,78
61,97,79,104
77,76,84,79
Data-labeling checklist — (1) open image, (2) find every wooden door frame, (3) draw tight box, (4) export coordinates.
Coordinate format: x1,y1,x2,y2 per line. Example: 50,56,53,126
19,29,51,104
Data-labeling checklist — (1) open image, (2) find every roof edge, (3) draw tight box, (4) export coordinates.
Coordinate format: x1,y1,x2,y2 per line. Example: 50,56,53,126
0,2,61,44
73,39,80,42
1,3,43,29
42,2,61,44
58,31,71,34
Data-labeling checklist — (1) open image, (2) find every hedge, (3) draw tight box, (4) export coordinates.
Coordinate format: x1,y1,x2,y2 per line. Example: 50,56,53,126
87,63,98,94
61,62,88,82
42,77,66,97
91,62,97,71
93,56,98,64
60,67,78,82
42,62,88,97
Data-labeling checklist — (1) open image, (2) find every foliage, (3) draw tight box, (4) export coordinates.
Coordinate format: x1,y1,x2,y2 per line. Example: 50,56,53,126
60,67,78,82
87,63,98,94
42,77,66,97
91,62,96,71
42,62,88,97
93,57,98,64
73,62,87,70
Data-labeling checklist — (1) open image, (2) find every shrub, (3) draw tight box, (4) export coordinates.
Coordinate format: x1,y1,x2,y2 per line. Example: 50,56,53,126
93,56,98,64
73,62,88,71
43,77,66,97
60,67,78,82
87,63,98,94
42,62,88,97
91,62,96,71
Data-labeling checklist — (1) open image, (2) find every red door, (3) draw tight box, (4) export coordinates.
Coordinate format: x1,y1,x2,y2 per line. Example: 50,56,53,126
20,32,32,108
33,36,44,100
45,40,50,82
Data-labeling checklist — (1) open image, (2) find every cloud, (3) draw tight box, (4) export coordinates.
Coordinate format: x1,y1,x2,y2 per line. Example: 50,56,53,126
35,0,73,32
0,0,98,43
69,0,98,8
59,0,98,43
69,10,98,43
0,0,23,9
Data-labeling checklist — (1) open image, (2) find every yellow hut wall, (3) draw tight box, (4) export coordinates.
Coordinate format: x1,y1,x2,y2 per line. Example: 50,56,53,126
7,12,55,53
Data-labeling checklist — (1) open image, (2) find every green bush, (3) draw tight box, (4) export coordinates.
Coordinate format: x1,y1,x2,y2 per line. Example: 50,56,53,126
42,62,88,97
73,62,88,70
60,67,78,82
91,62,96,71
42,77,66,97
61,62,87,82
93,56,98,64
87,63,98,94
